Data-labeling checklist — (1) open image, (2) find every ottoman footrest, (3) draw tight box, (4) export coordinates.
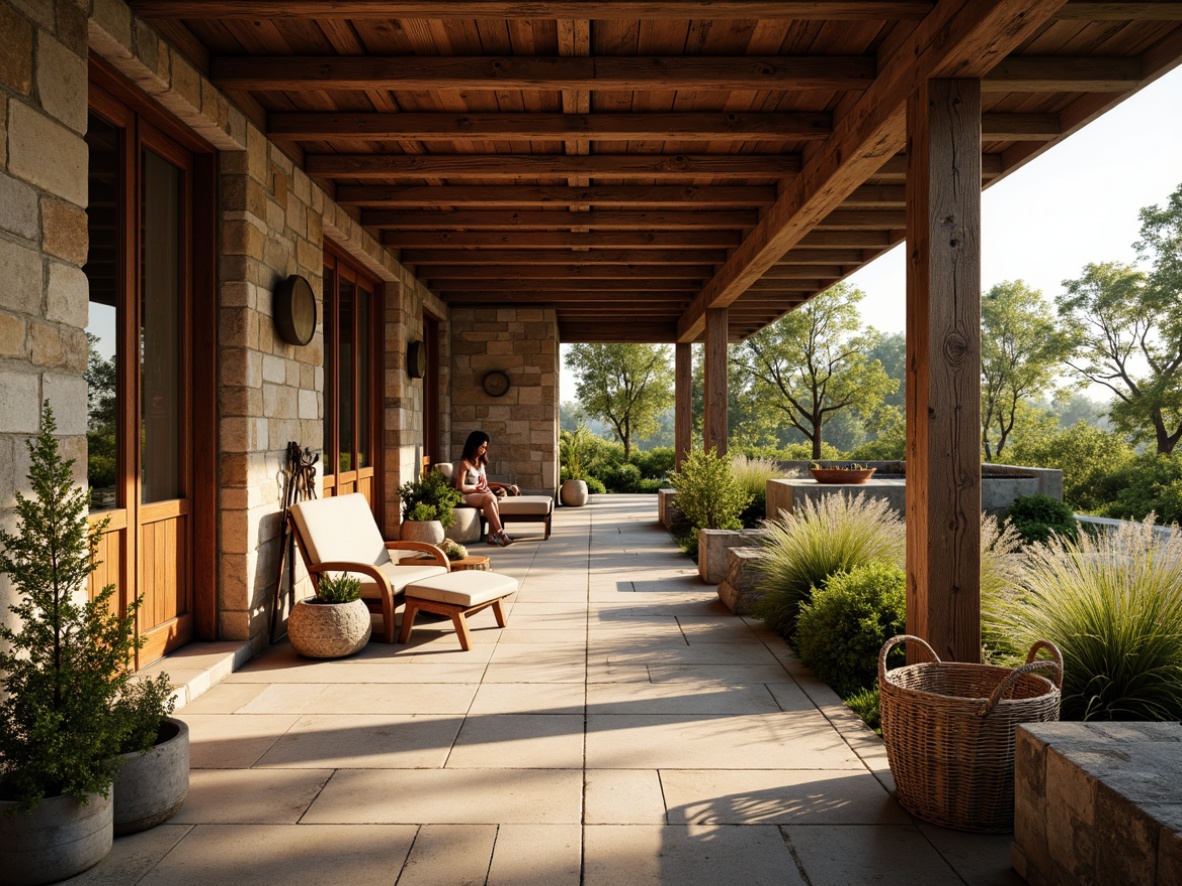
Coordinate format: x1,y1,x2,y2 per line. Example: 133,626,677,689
401,571,518,650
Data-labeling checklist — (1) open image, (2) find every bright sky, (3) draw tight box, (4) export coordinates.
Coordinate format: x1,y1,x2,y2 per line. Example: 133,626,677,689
561,65,1182,403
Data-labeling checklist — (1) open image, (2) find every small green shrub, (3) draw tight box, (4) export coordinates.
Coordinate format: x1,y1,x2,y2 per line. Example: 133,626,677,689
1006,494,1078,546
980,514,1028,665
843,686,882,734
753,493,904,639
316,572,363,604
1096,453,1182,525
671,524,699,561
794,562,907,698
559,424,596,481
601,461,642,493
637,478,665,494
731,455,782,529
113,677,178,755
668,448,752,531
632,447,675,480
406,501,437,522
400,470,464,529
586,476,607,495
995,516,1182,721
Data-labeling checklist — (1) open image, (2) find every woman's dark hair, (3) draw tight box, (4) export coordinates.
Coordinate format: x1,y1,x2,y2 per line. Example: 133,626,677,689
461,430,490,466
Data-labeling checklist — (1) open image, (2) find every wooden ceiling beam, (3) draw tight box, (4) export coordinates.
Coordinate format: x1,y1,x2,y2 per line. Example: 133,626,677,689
559,324,678,344
418,264,715,280
401,248,728,265
268,111,833,142
362,209,758,230
307,153,800,179
131,1,936,20
1056,2,1182,20
982,56,1142,92
677,0,1068,341
981,111,1061,139
211,55,876,92
337,184,777,207
797,230,898,247
382,230,741,248
443,293,694,303
814,209,907,229
433,280,700,293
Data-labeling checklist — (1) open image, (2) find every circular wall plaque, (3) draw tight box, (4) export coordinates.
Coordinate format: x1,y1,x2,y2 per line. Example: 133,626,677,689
407,340,427,379
273,275,317,346
482,370,510,397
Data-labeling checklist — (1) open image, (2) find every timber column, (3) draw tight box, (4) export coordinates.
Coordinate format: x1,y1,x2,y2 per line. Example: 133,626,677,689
905,78,982,663
674,342,693,469
703,308,728,456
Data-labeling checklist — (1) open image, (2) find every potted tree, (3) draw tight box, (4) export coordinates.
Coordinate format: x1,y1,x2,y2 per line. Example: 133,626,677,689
0,405,173,884
287,572,372,659
398,471,463,545
560,424,594,507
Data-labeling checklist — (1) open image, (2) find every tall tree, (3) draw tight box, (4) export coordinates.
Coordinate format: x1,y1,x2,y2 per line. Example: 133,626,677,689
1056,261,1182,453
732,284,896,459
980,280,1071,461
565,343,675,458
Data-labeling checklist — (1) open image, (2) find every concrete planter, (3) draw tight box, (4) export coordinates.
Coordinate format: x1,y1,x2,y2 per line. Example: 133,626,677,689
113,717,190,835
0,789,113,886
288,598,372,659
561,479,589,507
400,519,446,545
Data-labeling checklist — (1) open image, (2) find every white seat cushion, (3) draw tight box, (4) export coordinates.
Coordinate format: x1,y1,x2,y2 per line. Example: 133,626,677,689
406,571,518,608
290,494,391,569
355,563,448,599
498,495,553,516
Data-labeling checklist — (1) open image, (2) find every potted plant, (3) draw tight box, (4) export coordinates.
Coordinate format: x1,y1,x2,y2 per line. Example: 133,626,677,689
560,424,594,507
287,572,372,659
0,405,170,884
399,471,464,545
110,677,188,836
809,462,877,484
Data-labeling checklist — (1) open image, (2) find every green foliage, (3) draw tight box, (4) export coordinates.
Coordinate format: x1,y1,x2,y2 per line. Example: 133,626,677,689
315,572,363,604
845,412,906,461
1009,421,1134,513
980,281,1072,461
441,540,468,561
843,686,882,734
631,447,675,480
731,455,782,528
753,493,905,639
600,461,643,493
668,448,751,532
585,476,606,495
994,517,1182,721
794,562,907,698
566,343,675,458
559,423,596,481
732,283,898,460
400,470,463,529
0,404,170,809
112,677,177,757
1095,453,1182,524
980,514,1029,665
1006,494,1079,546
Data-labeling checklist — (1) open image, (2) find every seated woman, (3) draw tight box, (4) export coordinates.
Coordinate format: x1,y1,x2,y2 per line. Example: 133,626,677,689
455,430,519,547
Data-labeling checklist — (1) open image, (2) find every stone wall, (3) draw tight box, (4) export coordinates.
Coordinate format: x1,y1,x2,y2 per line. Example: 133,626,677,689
0,0,91,634
450,308,559,494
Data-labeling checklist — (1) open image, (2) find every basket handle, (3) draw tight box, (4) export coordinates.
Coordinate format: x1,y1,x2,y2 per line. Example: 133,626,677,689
1025,639,1064,689
982,645,1064,716
878,634,940,683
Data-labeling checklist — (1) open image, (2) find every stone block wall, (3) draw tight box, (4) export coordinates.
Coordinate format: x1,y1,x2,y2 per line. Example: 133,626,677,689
450,308,559,494
0,0,91,634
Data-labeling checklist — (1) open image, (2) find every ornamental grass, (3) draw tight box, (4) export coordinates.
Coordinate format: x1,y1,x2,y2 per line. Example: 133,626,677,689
995,516,1182,721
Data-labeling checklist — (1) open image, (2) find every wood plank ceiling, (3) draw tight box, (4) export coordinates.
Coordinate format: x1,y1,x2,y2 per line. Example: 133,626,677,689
130,1,1182,343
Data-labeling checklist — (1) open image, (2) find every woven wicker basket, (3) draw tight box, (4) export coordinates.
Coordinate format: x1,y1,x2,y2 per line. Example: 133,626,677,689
878,634,1062,833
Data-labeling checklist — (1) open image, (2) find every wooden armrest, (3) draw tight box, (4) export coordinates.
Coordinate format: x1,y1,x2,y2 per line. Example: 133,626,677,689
309,561,395,594
384,540,452,570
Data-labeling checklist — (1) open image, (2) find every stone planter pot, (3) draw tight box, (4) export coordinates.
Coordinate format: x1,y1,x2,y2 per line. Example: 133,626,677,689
400,519,446,545
113,717,190,836
561,478,589,507
0,788,113,886
288,597,372,659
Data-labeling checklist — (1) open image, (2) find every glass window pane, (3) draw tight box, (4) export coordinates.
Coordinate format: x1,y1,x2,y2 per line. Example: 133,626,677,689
337,278,354,474
357,286,371,469
85,115,121,511
140,148,183,503
323,266,334,475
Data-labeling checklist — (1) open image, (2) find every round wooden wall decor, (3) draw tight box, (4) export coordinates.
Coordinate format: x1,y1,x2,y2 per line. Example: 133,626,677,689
407,340,427,379
273,275,317,346
482,370,510,397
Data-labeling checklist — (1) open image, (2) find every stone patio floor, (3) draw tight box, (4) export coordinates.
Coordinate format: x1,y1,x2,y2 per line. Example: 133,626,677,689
66,494,1020,886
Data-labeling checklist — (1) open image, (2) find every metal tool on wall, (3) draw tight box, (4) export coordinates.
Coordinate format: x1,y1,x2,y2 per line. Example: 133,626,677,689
269,442,320,643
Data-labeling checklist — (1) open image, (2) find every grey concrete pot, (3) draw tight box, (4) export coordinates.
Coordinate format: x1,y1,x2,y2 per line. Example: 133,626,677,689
0,789,113,885
561,479,589,507
288,597,372,659
113,717,190,836
400,519,446,545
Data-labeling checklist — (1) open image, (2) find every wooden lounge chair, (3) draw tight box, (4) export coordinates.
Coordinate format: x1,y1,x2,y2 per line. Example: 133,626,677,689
288,493,451,644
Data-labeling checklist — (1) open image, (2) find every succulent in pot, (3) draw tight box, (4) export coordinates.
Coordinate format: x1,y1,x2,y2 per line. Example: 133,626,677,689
288,572,372,659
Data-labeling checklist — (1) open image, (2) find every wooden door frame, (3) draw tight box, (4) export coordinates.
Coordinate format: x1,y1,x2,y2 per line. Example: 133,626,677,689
424,311,441,465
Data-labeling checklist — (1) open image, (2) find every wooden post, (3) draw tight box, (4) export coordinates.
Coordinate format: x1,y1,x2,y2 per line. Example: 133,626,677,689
675,342,692,470
703,308,728,456
905,78,982,663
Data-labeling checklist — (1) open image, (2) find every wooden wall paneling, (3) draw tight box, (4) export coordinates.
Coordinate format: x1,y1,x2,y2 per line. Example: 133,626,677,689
675,341,692,470
703,308,728,457
905,77,983,664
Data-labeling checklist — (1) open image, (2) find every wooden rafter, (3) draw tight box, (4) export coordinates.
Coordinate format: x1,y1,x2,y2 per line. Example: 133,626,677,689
362,209,759,229
335,184,778,207
211,55,877,92
380,230,742,248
